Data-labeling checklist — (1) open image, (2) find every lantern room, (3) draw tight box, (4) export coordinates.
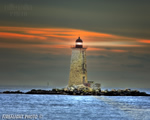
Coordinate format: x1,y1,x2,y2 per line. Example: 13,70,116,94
75,37,83,48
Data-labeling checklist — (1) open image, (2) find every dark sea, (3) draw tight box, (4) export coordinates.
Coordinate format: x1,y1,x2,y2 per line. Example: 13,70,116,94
0,86,150,120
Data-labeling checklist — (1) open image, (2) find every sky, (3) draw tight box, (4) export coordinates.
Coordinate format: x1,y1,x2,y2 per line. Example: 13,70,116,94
0,0,150,88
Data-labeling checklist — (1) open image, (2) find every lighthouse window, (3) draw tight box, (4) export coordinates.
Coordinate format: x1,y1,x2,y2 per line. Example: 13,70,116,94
83,76,85,83
84,64,86,68
82,51,84,57
76,42,82,45
82,64,85,74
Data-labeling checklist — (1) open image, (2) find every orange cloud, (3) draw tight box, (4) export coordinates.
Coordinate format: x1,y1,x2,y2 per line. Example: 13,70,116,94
0,26,135,43
110,49,126,53
0,43,68,49
139,40,150,44
0,32,46,40
87,48,106,51
88,47,127,53
0,26,147,55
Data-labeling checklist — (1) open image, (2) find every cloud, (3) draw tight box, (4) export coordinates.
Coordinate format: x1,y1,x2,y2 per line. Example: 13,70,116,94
87,47,127,53
1,0,150,40
139,40,150,44
0,26,148,55
0,32,46,40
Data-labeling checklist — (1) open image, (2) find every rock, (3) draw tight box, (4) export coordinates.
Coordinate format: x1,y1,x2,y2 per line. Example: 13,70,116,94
3,90,23,94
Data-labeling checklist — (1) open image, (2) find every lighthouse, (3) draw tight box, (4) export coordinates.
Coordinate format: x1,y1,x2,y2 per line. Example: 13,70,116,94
68,37,88,86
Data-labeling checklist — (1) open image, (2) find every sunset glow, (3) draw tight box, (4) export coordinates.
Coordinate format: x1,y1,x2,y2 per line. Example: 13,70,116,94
0,26,147,55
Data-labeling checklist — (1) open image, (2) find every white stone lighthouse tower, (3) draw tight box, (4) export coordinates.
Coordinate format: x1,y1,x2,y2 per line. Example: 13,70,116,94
68,37,87,86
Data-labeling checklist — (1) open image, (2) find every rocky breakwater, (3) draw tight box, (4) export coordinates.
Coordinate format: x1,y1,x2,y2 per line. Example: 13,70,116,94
100,89,149,96
1,85,150,96
3,90,23,94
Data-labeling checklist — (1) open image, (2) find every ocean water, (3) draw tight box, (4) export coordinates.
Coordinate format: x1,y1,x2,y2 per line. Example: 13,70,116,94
0,86,150,120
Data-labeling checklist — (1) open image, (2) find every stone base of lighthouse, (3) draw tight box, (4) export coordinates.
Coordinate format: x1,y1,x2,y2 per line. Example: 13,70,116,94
68,48,87,87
